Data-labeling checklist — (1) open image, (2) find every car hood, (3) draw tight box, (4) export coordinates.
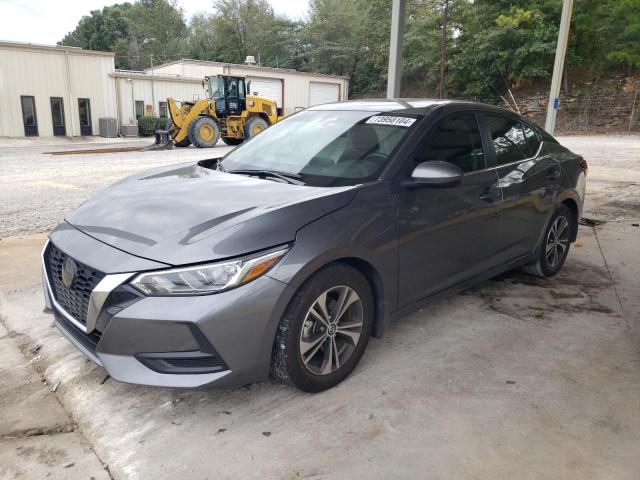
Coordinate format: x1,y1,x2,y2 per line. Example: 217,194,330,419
66,162,356,266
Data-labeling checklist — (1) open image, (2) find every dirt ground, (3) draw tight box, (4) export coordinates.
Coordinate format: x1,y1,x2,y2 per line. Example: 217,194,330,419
0,135,639,479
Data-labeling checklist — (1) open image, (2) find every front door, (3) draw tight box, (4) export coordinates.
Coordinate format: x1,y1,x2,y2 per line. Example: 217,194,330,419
396,113,502,307
50,97,66,136
78,98,92,136
483,114,560,263
225,77,244,115
21,96,38,137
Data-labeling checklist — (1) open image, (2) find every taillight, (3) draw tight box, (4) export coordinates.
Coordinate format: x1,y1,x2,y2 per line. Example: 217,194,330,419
579,159,588,175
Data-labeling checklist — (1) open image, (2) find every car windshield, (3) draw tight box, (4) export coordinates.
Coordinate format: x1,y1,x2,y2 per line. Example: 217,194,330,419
219,110,417,187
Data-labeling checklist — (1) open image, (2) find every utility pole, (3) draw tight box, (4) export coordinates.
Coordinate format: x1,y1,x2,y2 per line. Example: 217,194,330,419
387,0,406,99
545,0,574,134
438,0,449,99
150,54,155,116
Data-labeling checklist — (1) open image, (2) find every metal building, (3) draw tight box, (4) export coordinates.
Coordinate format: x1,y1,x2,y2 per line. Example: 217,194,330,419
143,59,350,116
0,41,349,138
0,41,117,138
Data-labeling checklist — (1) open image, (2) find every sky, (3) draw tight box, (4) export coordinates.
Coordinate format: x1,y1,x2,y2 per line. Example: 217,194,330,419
0,0,310,46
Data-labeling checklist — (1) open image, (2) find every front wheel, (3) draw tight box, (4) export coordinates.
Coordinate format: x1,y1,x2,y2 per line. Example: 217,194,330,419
522,204,573,278
271,264,374,392
188,117,219,148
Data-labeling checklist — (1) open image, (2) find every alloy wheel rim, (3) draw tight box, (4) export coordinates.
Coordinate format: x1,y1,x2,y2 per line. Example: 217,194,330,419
299,286,363,376
545,215,570,268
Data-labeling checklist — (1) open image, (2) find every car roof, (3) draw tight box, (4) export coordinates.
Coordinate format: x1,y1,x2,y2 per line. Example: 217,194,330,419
307,98,518,117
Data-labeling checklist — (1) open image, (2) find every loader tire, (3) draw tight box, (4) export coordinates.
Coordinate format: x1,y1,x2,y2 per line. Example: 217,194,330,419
244,116,269,140
189,117,219,148
174,138,191,147
222,137,244,146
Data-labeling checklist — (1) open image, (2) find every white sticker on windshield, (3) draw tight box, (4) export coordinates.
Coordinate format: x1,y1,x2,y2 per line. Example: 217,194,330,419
366,116,416,127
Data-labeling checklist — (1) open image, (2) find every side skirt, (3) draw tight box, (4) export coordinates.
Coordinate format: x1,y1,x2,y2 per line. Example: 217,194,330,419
390,254,535,323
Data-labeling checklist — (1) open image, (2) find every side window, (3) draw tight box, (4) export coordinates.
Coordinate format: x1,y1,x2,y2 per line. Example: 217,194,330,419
522,123,541,157
486,116,530,165
135,100,144,119
415,114,485,173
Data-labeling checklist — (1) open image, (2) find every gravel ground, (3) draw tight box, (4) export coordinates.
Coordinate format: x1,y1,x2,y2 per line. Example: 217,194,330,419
0,140,234,238
0,135,638,239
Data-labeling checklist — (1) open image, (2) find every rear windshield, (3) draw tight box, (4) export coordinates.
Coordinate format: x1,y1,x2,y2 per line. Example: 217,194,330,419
220,110,416,186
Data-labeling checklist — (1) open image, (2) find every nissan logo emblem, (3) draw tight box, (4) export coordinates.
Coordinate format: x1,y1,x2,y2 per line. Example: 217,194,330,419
61,257,78,289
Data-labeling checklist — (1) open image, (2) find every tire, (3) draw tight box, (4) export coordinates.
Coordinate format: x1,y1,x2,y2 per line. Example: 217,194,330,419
222,137,244,146
188,117,219,148
174,138,191,147
271,264,374,392
522,204,573,278
244,116,269,140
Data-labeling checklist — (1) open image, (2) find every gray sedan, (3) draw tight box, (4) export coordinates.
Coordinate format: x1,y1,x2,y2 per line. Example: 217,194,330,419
42,99,587,392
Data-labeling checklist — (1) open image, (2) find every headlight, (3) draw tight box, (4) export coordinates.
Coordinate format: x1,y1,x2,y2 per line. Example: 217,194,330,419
130,247,288,296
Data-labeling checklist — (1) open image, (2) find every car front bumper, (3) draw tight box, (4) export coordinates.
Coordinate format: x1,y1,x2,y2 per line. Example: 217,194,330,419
42,231,296,388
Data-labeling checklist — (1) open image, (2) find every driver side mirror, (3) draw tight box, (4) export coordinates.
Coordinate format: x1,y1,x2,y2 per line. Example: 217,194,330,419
404,161,464,188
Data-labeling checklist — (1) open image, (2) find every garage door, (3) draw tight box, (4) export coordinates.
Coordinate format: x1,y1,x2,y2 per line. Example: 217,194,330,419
246,77,283,109
309,82,340,106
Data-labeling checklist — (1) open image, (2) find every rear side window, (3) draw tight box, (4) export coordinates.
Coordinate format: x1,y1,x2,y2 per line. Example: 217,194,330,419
415,114,485,173
486,116,532,165
522,123,541,157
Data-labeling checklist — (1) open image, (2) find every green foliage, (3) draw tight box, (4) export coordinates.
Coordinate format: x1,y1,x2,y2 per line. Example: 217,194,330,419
59,3,133,69
60,0,640,98
138,115,159,136
59,0,186,69
156,117,170,129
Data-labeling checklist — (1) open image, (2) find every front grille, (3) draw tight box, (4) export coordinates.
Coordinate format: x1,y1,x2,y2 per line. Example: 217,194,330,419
54,310,102,355
164,356,224,369
45,243,106,325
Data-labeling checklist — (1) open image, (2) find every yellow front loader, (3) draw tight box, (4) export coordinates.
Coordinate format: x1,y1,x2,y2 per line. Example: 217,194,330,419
153,75,282,149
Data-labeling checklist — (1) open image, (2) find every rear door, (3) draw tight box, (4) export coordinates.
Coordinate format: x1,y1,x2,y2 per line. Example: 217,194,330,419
482,114,561,262
395,112,502,307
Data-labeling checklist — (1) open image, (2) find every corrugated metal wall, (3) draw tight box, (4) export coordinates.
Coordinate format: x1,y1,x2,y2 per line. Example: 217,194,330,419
147,60,349,115
0,44,117,137
0,45,349,138
114,76,206,124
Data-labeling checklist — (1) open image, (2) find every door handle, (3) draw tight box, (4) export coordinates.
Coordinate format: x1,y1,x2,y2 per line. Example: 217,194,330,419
479,186,500,203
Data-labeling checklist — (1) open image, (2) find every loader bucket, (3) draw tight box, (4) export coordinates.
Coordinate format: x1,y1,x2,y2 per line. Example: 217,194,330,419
145,128,174,150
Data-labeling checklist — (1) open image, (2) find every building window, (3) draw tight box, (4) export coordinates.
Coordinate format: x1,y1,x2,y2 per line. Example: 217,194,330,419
135,100,144,119
158,101,168,119
21,96,38,137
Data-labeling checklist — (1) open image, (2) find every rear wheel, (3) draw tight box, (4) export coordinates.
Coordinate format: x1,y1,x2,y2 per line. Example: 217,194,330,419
222,137,244,146
189,117,219,148
271,264,374,392
522,204,573,278
244,116,269,140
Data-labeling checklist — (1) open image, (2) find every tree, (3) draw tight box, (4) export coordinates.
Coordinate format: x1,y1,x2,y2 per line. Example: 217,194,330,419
59,4,133,69
59,0,186,70
126,0,187,68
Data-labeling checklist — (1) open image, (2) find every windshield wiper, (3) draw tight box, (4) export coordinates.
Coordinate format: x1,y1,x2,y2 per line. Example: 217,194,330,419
226,169,305,185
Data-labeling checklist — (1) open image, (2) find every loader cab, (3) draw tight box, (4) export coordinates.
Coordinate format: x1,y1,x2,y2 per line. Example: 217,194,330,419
207,75,246,116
